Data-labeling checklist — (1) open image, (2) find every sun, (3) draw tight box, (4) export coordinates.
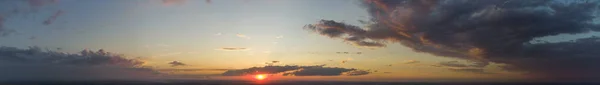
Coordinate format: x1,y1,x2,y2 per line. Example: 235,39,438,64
254,74,267,80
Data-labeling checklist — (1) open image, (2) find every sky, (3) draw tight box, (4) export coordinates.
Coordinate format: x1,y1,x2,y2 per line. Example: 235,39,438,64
1,0,600,82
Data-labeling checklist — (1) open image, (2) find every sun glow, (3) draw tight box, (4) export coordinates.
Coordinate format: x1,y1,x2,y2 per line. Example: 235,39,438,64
254,74,267,80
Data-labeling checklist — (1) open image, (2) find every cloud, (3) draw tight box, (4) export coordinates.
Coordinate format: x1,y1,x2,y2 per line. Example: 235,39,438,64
341,60,348,64
336,52,363,54
162,0,185,5
340,58,353,64
153,52,183,57
275,35,284,39
448,68,494,74
438,61,468,67
43,10,63,25
305,0,600,80
222,65,370,76
158,68,230,72
215,33,222,36
0,15,15,37
403,60,420,64
0,46,159,81
236,34,250,39
265,61,279,65
217,47,248,51
29,36,36,40
168,61,186,67
205,0,211,4
435,61,493,74
28,0,58,7
0,0,60,37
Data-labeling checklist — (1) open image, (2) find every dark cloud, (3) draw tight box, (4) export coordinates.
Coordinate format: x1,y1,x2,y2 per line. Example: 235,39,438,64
305,0,600,80
340,70,370,76
221,65,370,76
438,61,468,67
168,61,186,67
0,46,159,81
158,69,230,72
43,10,63,25
217,47,248,51
435,61,493,74
448,68,493,74
265,61,280,66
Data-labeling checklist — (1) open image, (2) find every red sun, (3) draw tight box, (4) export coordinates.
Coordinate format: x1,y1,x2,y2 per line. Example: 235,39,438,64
254,74,267,80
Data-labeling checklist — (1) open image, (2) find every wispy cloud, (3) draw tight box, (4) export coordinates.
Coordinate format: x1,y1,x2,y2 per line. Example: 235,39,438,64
216,47,249,51
433,61,492,74
236,34,251,39
403,60,420,64
275,35,284,39
43,10,63,25
28,0,58,7
158,68,230,72
340,58,353,64
161,0,185,5
438,61,467,67
222,65,370,76
153,52,183,57
448,68,494,74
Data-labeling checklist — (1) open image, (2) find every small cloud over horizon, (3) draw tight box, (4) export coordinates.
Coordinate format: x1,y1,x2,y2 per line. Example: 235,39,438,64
169,61,186,67
222,65,370,76
216,47,249,51
403,60,420,64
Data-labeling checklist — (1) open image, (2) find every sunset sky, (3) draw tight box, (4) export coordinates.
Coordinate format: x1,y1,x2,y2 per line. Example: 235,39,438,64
1,0,600,82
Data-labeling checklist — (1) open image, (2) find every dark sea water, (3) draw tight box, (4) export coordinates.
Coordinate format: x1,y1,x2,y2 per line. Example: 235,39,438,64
1,80,599,85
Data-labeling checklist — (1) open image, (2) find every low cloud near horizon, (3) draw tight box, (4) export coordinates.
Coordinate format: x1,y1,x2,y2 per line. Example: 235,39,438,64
222,65,370,76
0,46,160,81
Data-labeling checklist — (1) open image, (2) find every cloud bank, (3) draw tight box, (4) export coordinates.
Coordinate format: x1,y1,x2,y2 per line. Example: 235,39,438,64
305,0,600,80
221,65,370,76
0,46,160,81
